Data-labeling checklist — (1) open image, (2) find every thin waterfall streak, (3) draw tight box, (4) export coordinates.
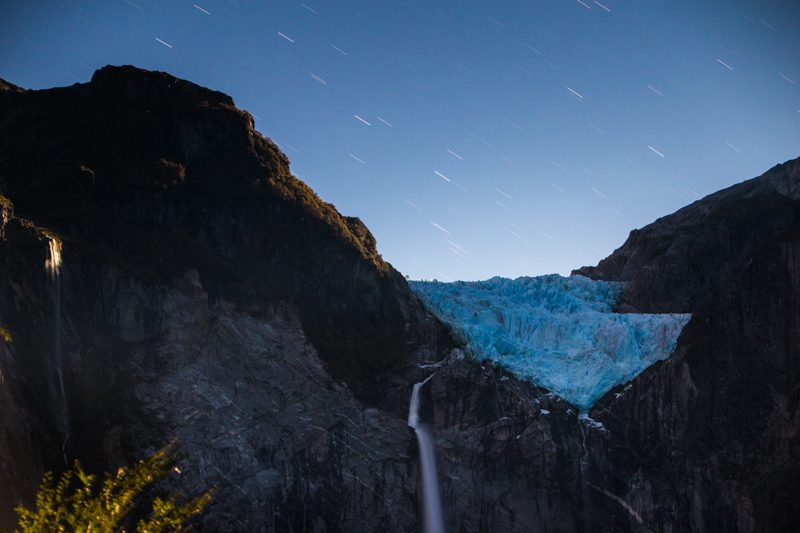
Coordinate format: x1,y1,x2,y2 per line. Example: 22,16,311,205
408,374,433,428
45,237,62,277
416,425,445,533
408,374,445,533
46,236,69,466
579,419,588,471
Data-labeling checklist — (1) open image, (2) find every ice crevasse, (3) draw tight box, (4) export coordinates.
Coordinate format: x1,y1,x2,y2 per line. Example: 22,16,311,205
410,275,691,411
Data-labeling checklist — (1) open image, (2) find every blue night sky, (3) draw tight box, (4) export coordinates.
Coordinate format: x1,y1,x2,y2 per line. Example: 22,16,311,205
2,0,798,281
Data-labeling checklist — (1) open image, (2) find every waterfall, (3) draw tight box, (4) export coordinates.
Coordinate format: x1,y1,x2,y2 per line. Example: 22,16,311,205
45,236,69,466
408,374,446,533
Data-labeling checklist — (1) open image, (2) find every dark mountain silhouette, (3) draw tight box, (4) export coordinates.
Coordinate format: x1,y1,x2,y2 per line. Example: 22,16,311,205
576,156,800,532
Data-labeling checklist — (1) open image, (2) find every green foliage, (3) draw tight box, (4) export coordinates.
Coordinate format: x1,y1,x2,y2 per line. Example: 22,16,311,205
0,326,10,344
13,447,211,533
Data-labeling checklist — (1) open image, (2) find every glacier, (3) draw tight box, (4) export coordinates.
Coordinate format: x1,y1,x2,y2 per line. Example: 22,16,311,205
409,275,691,411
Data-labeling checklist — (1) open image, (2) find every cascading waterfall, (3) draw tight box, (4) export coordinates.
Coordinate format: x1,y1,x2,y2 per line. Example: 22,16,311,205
45,236,69,465
408,374,446,533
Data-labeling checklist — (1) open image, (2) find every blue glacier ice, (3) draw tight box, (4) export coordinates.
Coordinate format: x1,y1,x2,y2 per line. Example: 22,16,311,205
410,275,691,411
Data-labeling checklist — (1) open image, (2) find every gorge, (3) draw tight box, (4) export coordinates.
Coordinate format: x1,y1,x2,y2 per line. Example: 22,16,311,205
0,66,798,532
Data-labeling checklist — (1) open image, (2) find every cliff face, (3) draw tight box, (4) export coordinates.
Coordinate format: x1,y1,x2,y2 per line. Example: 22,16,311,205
577,158,800,530
0,65,452,407
588,230,800,531
1,66,798,532
0,66,457,530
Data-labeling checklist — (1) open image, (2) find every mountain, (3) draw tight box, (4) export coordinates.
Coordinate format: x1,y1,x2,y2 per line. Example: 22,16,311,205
412,156,800,531
0,65,454,530
574,156,800,531
1,66,798,531
574,158,800,313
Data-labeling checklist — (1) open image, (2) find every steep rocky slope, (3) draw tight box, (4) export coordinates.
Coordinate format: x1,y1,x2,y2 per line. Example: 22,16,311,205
0,66,452,406
0,66,598,533
1,66,798,532
574,158,800,313
0,66,457,530
577,157,800,530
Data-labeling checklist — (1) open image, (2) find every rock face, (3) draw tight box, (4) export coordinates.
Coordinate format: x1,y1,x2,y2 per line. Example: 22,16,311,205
0,66,450,407
575,157,800,531
0,66,798,532
0,66,455,530
574,158,800,313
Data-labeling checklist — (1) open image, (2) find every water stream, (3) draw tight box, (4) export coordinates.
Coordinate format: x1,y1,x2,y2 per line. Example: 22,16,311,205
45,236,69,466
408,374,445,533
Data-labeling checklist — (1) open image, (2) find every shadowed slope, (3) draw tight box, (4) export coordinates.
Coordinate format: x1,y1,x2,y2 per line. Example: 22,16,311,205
0,65,453,404
574,157,800,313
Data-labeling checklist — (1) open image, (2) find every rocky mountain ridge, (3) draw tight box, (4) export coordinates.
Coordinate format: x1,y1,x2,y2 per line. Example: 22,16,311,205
574,157,800,313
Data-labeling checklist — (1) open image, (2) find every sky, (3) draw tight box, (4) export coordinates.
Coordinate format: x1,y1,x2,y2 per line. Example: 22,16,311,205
1,0,798,281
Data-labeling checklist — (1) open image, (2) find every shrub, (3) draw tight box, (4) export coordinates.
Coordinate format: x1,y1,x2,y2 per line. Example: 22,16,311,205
13,446,211,532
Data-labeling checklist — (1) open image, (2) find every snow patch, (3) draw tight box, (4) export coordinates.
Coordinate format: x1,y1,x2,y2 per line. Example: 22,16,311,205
579,413,606,432
410,275,690,410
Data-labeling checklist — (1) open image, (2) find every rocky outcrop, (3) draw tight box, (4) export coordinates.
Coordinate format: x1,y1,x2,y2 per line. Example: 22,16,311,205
574,158,800,313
